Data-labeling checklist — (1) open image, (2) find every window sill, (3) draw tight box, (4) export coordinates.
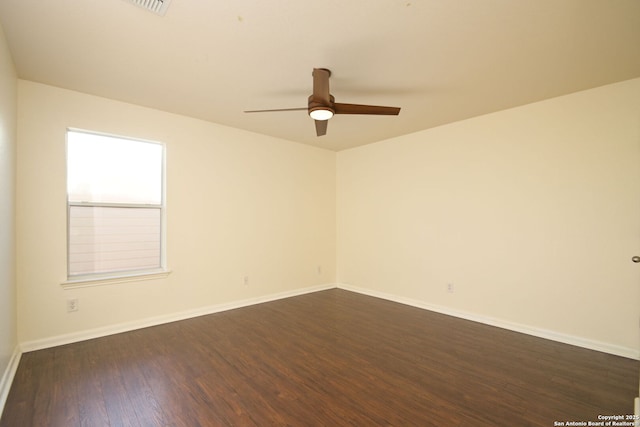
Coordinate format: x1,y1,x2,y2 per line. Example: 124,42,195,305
61,269,171,289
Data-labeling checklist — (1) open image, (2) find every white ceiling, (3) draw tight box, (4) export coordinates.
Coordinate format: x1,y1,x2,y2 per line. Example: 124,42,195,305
1,0,639,151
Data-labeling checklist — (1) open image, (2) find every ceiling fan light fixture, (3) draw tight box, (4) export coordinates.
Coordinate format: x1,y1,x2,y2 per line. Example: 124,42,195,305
309,108,334,121
246,69,400,137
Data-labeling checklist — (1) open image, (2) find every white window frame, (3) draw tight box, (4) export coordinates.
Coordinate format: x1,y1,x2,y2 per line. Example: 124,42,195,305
62,128,169,288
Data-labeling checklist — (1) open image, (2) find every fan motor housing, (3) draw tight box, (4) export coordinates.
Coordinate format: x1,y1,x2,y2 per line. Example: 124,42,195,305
308,94,335,117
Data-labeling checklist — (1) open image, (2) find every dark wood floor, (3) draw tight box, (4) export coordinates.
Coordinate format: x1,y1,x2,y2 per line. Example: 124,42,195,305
1,289,638,426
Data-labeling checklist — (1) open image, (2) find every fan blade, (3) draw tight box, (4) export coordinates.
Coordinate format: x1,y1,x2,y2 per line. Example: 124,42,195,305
333,103,400,115
315,119,328,136
312,68,331,105
244,107,307,113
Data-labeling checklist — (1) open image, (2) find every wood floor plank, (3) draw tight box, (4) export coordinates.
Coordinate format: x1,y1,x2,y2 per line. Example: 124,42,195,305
1,289,637,426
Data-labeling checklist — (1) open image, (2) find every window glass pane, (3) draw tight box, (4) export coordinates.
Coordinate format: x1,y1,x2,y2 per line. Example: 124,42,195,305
69,206,161,276
67,131,163,204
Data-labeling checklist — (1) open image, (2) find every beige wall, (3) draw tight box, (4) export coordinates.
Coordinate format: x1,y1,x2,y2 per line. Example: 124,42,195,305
16,81,336,344
0,24,17,389
13,75,640,358
337,78,640,355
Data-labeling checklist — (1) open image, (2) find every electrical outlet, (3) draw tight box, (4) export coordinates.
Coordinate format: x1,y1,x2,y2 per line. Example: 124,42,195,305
67,298,79,312
243,276,249,286
447,283,454,293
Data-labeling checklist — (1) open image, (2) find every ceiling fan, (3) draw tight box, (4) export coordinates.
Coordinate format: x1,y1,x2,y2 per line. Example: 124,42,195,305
244,68,401,137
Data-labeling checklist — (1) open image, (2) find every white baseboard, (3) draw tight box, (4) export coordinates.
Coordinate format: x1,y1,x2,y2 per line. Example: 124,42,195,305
0,346,22,419
19,282,639,360
337,283,640,360
20,283,336,353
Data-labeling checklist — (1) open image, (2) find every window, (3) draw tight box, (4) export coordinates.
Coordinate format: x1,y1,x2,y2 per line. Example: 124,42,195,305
66,129,165,281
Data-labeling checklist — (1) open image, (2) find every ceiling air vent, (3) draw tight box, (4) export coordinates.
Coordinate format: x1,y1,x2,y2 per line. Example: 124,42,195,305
125,0,171,16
